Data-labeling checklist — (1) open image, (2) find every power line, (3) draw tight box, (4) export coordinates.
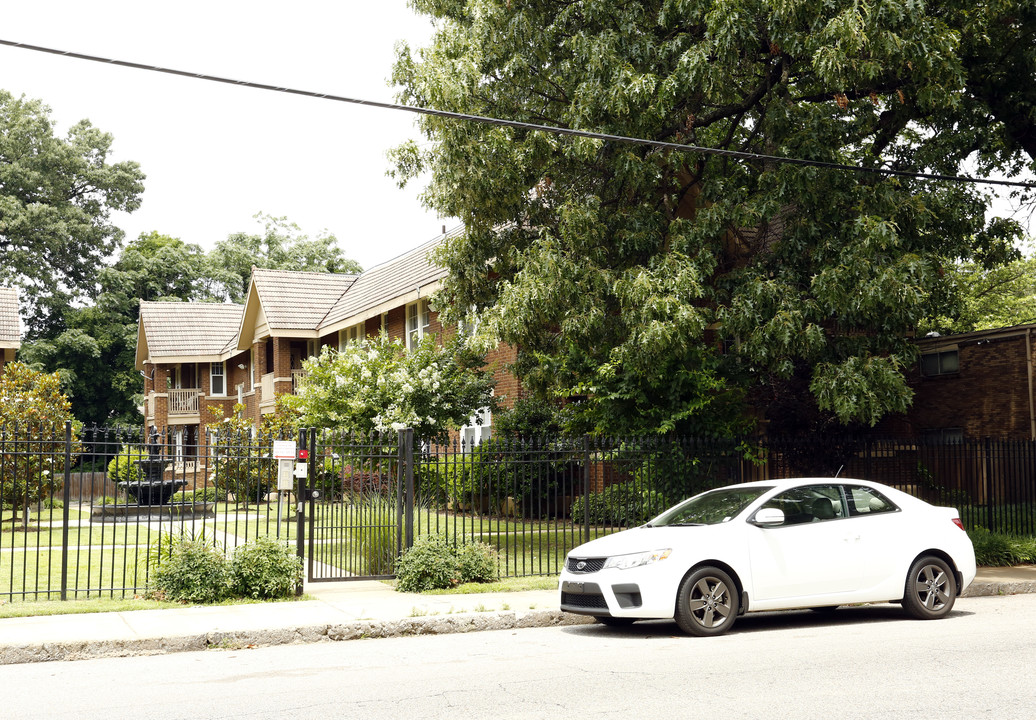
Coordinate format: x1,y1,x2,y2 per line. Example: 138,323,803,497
3,37,1034,190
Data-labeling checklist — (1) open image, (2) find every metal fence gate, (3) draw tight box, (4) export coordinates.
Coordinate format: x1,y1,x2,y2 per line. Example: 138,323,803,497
301,429,412,582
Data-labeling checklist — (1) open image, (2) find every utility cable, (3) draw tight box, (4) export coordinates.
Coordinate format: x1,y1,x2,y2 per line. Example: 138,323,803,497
2,37,1034,190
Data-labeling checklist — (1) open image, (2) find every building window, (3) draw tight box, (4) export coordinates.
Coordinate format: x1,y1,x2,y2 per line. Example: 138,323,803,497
460,406,492,450
920,349,959,377
210,362,226,396
173,424,199,462
921,427,964,445
407,300,430,350
459,307,480,339
339,323,364,350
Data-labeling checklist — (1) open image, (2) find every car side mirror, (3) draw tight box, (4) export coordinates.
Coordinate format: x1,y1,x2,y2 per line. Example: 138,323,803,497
751,508,785,527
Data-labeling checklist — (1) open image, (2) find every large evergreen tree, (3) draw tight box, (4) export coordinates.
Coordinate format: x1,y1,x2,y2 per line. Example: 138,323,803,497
390,0,1034,437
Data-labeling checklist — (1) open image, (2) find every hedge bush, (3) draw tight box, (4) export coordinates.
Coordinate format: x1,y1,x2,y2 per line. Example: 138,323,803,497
171,487,219,504
229,537,302,599
149,535,303,602
571,482,663,526
149,538,230,603
969,529,1036,566
395,536,498,592
106,446,146,486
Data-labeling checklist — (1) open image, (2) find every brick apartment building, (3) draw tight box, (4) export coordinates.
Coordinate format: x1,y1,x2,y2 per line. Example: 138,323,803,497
135,232,518,466
896,323,1036,442
0,287,20,368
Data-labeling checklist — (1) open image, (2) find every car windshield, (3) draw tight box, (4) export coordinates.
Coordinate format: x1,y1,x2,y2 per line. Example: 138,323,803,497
651,486,773,526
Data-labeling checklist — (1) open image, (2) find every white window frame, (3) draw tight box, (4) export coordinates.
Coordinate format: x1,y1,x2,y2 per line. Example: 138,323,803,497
406,300,430,351
209,361,226,397
460,406,492,450
339,323,364,351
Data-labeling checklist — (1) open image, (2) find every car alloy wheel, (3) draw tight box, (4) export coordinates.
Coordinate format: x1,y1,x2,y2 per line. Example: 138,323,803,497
903,556,957,620
675,566,739,636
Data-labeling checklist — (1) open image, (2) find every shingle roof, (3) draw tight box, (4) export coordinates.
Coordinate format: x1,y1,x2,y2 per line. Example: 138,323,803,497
251,269,358,331
139,301,244,358
321,236,447,328
0,288,20,347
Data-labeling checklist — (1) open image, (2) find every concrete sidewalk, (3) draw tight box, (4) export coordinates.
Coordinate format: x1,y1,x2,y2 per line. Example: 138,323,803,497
2,566,1034,665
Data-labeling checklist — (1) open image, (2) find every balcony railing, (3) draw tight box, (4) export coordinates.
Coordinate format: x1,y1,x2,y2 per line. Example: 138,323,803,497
292,368,306,393
260,373,275,407
168,388,201,415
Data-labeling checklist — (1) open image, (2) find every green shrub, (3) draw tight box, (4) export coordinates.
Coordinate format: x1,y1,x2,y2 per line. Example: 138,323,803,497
211,456,273,505
149,538,229,603
969,529,1036,566
106,446,146,485
418,454,477,507
229,537,302,599
395,536,498,592
571,483,662,525
171,487,219,504
457,542,498,583
395,536,462,592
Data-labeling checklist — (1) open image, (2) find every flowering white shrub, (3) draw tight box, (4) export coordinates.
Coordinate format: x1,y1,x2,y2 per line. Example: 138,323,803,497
281,333,495,443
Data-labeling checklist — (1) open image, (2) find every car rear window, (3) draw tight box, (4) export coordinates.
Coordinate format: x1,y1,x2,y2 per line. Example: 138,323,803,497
845,485,899,516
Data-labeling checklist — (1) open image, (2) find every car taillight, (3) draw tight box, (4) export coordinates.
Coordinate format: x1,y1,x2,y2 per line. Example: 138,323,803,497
952,518,965,531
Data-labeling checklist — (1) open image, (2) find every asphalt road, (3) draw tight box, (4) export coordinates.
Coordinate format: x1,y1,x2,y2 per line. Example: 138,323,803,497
6,594,1036,720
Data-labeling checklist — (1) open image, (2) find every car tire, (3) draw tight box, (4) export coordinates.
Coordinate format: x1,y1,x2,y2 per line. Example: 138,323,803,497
595,616,636,627
902,556,957,620
675,566,739,637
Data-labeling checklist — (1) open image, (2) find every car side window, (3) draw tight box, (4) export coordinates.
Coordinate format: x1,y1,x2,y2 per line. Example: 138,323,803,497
844,485,899,517
760,485,846,526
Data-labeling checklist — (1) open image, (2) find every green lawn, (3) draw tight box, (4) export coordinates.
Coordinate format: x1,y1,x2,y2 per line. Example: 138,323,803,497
2,498,605,600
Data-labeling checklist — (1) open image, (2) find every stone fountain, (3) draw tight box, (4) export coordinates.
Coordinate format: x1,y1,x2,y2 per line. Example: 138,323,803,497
117,429,186,506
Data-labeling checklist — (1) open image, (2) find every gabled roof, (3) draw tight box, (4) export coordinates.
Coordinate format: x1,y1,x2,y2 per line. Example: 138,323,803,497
136,301,244,370
319,235,448,332
0,287,20,350
236,269,357,349
252,269,358,331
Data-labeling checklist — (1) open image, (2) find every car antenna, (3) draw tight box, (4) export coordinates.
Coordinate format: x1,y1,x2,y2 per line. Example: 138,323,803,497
835,465,844,478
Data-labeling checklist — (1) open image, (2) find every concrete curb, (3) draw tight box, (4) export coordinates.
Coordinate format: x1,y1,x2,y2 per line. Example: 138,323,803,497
3,577,1033,666
961,580,1036,598
0,609,595,665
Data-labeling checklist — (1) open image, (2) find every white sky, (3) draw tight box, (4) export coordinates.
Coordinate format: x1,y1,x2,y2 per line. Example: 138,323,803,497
1,0,1032,279
0,0,449,272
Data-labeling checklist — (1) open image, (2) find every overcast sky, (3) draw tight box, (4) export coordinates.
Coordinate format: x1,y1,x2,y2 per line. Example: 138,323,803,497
2,1,1032,279
1,0,448,272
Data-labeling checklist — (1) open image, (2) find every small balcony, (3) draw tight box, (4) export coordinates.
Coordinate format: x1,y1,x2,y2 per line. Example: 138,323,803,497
168,388,201,416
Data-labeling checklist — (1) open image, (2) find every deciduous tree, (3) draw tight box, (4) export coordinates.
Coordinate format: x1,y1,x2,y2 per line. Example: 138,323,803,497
391,0,1033,437
0,90,145,336
282,334,495,443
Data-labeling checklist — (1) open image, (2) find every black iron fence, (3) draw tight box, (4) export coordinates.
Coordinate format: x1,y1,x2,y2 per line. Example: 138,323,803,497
2,422,1035,602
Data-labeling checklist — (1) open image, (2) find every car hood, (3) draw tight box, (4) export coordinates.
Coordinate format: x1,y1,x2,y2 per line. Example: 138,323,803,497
568,524,726,557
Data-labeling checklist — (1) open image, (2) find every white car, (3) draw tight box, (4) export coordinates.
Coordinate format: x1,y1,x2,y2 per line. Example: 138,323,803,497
559,478,976,636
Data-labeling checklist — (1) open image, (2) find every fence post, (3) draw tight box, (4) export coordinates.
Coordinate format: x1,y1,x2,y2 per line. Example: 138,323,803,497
582,434,591,545
294,428,308,596
402,428,415,551
60,421,72,601
983,437,993,532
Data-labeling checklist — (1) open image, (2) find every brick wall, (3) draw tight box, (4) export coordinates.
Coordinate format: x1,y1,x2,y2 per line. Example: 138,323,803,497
905,333,1034,440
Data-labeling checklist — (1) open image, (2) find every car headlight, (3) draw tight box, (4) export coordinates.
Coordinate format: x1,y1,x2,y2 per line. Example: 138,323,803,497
602,549,672,570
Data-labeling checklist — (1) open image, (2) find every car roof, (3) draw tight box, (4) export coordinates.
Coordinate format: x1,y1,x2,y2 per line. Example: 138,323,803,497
732,477,884,491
